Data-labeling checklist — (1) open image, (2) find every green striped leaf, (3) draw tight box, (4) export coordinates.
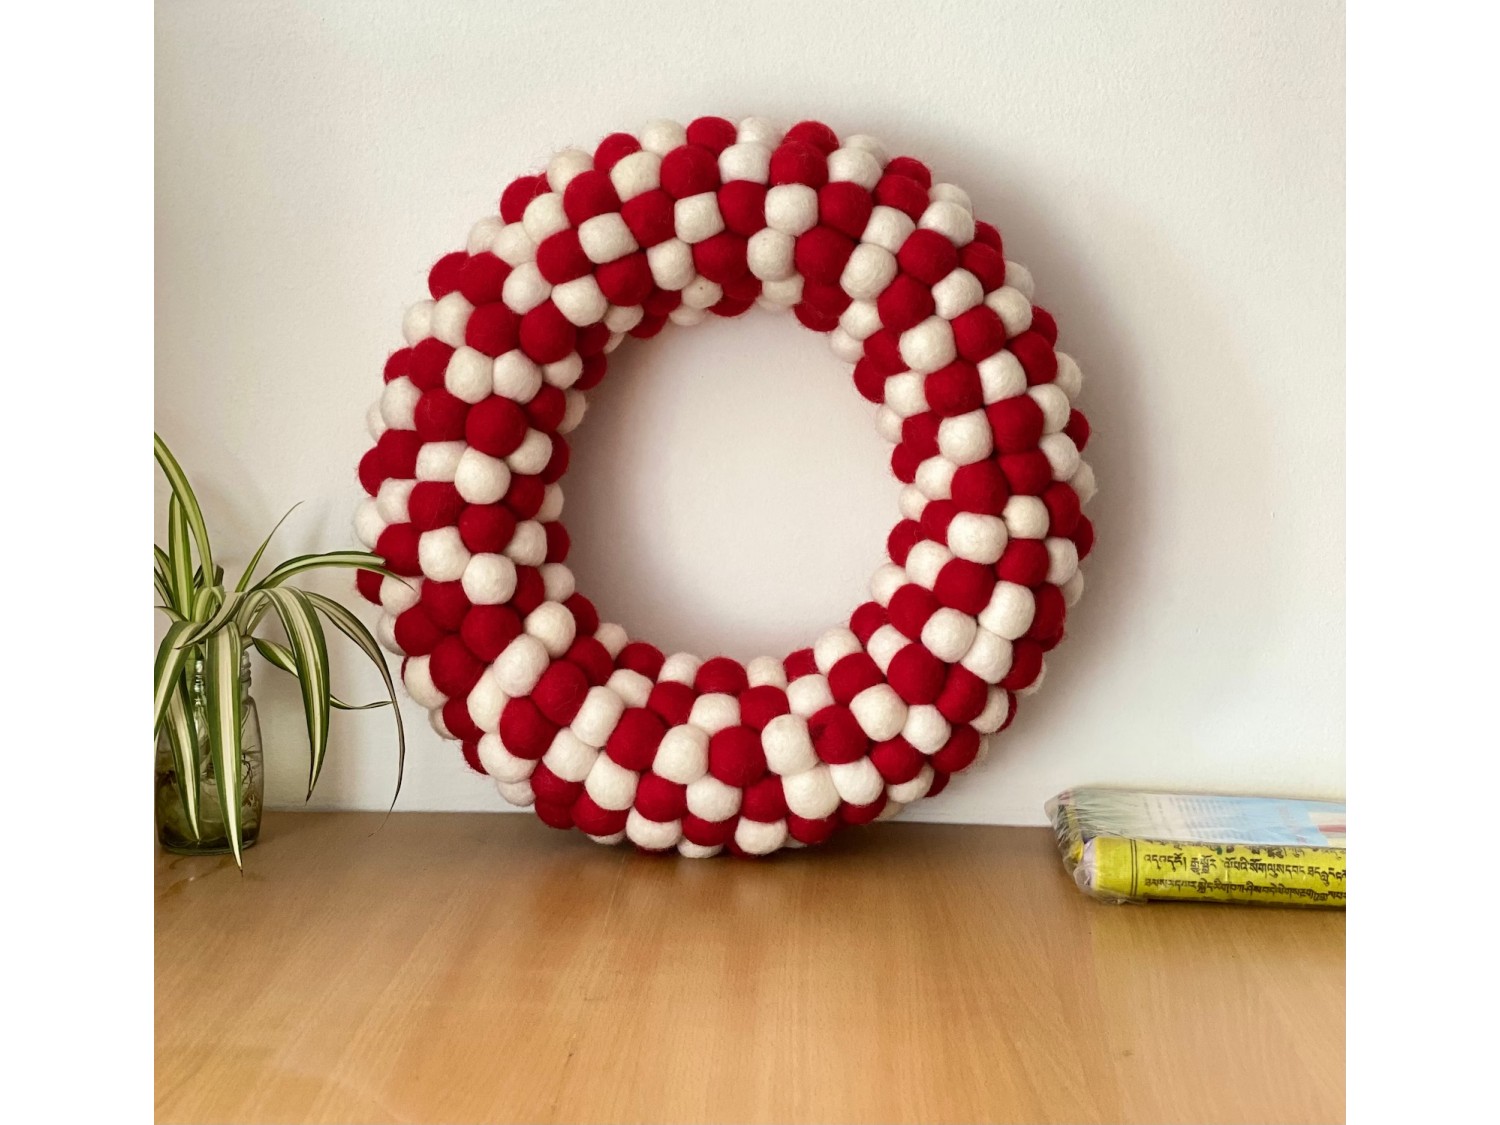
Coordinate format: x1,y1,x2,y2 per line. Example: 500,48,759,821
251,638,389,711
304,591,406,806
167,497,195,616
178,589,248,647
154,620,199,735
203,623,246,869
163,674,204,842
235,503,302,593
261,588,332,798
254,551,398,591
154,434,215,581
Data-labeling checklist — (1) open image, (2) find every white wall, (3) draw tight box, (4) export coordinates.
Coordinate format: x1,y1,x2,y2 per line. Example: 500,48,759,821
156,0,1344,825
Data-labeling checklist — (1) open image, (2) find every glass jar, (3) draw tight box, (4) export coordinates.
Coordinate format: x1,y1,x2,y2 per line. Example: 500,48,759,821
155,648,263,854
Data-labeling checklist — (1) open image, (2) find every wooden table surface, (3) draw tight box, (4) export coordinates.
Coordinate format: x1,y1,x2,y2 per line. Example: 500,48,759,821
156,812,1344,1124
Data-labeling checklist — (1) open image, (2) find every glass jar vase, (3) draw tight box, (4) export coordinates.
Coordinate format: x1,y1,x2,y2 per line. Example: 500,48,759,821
155,648,263,854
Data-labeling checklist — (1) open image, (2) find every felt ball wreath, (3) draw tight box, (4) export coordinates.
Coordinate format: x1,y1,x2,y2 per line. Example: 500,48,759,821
354,116,1097,858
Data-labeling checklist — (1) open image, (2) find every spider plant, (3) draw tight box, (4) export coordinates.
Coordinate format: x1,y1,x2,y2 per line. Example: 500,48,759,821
153,433,405,867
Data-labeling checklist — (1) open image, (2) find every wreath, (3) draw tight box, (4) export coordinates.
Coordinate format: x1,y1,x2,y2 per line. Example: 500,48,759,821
354,116,1096,857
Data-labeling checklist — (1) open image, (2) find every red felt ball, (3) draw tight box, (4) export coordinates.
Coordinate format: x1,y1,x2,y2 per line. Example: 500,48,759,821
631,313,668,339
648,680,696,726
355,567,384,605
595,252,654,306
852,357,889,404
533,800,575,831
620,189,676,247
1042,482,1082,538
870,737,924,784
429,635,483,696
1030,306,1058,344
926,770,951,798
884,155,932,188
951,461,1010,514
392,603,443,656
930,727,980,774
383,348,411,383
901,412,941,457
408,338,454,390
708,726,767,787
499,174,546,224
818,181,874,239
849,601,887,643
562,170,621,225
618,641,665,679
519,302,577,364
531,763,583,809
499,697,556,759
886,518,922,564
456,503,516,554
1028,584,1067,648
504,474,546,520
414,388,469,442
376,523,422,576
839,794,887,825
460,738,486,775
769,140,828,188
524,384,566,433
443,698,483,742
660,144,720,199
717,180,768,236
428,251,468,299
606,708,666,771
741,775,788,822
510,567,546,615
794,292,845,333
544,522,571,562
828,653,882,704
920,499,957,541
1072,515,1096,560
996,539,1050,586
959,241,1006,291
785,120,840,154
973,220,1003,253
420,580,470,632
794,226,856,285
738,684,790,730
564,635,612,684
876,272,936,332
357,447,385,496
1064,409,1091,450
642,288,682,318
564,593,601,638
464,302,521,357
465,395,528,457
460,604,521,662
937,666,988,723
1002,640,1044,691
713,295,756,319
577,322,611,357
809,705,868,765
533,660,589,725
890,443,923,485
408,481,465,531
1009,331,1058,384
458,253,511,305
682,813,738,848
934,559,996,614
925,361,983,416
787,813,838,846
783,648,818,681
634,772,687,822
888,584,940,640
693,232,750,284
686,116,737,153
536,229,592,285
695,656,748,696
952,305,1007,362
887,643,945,704
593,132,641,173
542,438,570,483
897,229,959,285
571,792,629,836
862,327,906,373
986,395,1045,452
1001,451,1054,496
874,173,929,221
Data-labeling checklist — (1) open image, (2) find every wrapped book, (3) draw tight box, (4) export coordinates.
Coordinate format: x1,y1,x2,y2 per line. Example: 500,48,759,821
1046,788,1346,907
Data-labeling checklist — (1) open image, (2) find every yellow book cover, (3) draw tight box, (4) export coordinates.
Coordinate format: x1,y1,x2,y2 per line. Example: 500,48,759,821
1045,788,1346,907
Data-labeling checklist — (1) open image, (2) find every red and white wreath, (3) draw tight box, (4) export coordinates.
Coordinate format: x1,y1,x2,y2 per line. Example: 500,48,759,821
354,116,1097,857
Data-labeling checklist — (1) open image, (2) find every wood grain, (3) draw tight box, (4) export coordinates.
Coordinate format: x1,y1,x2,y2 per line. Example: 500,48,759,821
156,812,1344,1123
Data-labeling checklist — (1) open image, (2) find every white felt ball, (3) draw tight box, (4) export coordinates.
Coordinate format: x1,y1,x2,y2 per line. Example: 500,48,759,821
522,192,569,244
375,614,401,655
590,832,626,847
884,372,929,418
659,652,703,685
678,841,722,859
915,456,958,500
985,287,1032,338
431,292,473,347
888,765,935,803
743,227,793,282
418,528,470,582
403,654,445,709
719,140,771,183
973,688,1012,733
585,754,638,811
542,354,583,390
899,484,928,521
1005,260,1035,300
1055,352,1084,399
595,622,628,656
843,133,888,162
669,305,706,327
572,686,625,748
1018,662,1047,697
829,758,884,805
525,601,576,658
444,347,493,404
685,775,741,821
462,553,517,605
609,149,661,200
978,350,1027,403
850,684,907,741
787,674,835,718
902,705,950,754
870,563,906,606
876,798,906,821
495,779,535,808
828,146,883,189
829,328,864,364
814,627,863,673
675,192,724,244
899,317,957,374
681,276,724,310
866,625,907,672
492,634,549,697
493,223,536,266
478,733,533,783
1045,538,1081,586
432,706,455,738
547,147,592,192
606,668,653,708
559,390,588,434
539,562,574,602
747,656,789,689
504,520,548,566
929,182,973,211
640,118,687,155
1003,495,1050,539
647,238,694,290
467,215,505,254
904,540,952,589
381,376,421,430
376,478,414,524
688,692,740,735
759,276,803,308
553,276,607,327
380,574,420,616
947,513,1008,564
1030,384,1071,434
627,809,682,851
492,350,543,401
366,400,387,441
465,672,508,730
415,441,465,482
762,713,817,776
1040,433,1081,481
509,423,555,471
862,205,916,254
841,243,898,300
918,200,975,246
931,269,983,320
921,607,978,663
402,299,433,345
1062,570,1086,607
840,298,882,340
735,817,788,856
765,184,819,235
536,483,564,525
737,115,782,147
1068,462,1097,507
455,449,511,505
979,582,1035,640
653,724,710,784
782,764,840,818
961,628,1013,684
576,212,636,265
503,262,552,314
938,411,994,465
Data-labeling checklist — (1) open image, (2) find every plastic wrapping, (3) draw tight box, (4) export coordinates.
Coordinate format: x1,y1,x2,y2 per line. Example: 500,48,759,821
1046,788,1346,907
